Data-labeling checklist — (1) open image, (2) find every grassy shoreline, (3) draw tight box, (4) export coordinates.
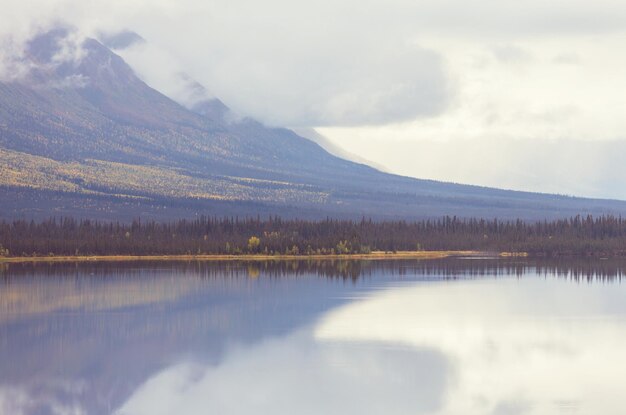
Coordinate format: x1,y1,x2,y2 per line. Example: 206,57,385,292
0,250,499,264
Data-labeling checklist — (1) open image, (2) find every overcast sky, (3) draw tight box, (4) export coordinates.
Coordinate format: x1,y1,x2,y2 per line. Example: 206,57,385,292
2,0,626,199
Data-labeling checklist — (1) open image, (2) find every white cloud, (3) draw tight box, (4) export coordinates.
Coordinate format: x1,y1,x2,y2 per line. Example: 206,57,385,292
114,41,215,108
122,1,451,127
1,1,625,128
318,33,626,198
311,136,626,199
0,0,452,126
491,44,532,64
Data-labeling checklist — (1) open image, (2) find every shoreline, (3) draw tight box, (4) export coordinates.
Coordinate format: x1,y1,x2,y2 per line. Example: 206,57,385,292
0,250,499,264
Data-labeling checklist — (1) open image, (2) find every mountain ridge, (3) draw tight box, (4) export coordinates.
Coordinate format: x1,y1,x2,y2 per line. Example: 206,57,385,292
2,29,626,221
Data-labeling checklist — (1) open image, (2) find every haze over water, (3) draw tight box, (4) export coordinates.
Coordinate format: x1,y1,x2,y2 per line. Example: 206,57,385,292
1,259,626,414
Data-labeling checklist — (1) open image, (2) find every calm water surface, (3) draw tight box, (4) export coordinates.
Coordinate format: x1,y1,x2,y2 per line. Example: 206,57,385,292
1,258,626,415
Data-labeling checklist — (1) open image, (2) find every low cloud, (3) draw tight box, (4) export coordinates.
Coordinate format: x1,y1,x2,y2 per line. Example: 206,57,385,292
2,0,626,127
0,26,89,84
114,40,216,109
552,53,582,65
0,0,453,127
110,18,450,126
491,45,532,64
99,30,145,50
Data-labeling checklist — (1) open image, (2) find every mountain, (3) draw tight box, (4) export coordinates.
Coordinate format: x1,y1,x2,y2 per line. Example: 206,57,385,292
1,29,626,221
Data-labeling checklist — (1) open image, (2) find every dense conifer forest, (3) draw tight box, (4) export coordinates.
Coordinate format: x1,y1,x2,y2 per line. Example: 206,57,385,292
1,215,626,257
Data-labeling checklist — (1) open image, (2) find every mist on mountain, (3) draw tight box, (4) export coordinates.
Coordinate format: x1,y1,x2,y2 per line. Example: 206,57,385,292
2,28,626,222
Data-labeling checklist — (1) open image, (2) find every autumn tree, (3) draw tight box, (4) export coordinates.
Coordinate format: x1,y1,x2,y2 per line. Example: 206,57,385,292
247,236,261,253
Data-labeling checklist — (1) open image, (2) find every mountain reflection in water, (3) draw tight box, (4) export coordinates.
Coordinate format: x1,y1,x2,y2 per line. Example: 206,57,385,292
1,258,625,414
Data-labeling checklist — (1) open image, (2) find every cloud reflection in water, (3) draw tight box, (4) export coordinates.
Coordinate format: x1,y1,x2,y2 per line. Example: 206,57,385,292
317,279,626,414
115,331,450,415
117,277,626,415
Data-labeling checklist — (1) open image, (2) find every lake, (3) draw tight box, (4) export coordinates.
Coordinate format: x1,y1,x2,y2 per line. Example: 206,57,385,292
1,258,626,415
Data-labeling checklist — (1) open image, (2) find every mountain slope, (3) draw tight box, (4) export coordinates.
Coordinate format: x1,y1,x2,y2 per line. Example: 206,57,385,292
2,29,626,221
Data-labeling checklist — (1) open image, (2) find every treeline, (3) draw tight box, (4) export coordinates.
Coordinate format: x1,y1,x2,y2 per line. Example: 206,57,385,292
1,215,626,257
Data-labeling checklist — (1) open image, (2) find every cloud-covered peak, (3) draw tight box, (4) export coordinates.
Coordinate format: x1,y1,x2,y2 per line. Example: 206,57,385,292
0,27,91,87
99,30,145,51
5,27,143,92
25,27,73,63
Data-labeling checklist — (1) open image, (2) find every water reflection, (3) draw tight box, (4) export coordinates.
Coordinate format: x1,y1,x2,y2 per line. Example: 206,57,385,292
1,259,626,414
318,278,626,414
3,257,626,282
116,336,450,415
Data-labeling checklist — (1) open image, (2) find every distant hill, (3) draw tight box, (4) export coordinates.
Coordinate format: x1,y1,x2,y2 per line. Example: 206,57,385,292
2,29,626,221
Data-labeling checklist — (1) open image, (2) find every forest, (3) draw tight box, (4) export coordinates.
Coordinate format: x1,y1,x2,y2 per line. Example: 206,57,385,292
1,215,626,258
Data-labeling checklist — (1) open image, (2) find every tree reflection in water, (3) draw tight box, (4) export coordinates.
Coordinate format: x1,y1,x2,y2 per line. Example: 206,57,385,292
1,258,625,414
